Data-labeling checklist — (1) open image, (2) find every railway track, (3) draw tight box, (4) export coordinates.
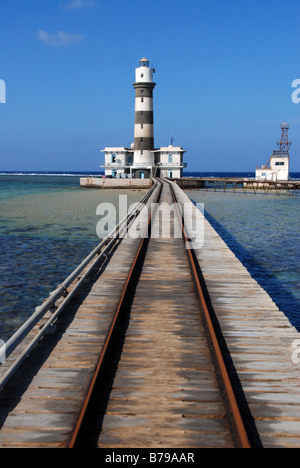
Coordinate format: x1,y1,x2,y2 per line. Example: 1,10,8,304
68,178,251,449
2,177,299,448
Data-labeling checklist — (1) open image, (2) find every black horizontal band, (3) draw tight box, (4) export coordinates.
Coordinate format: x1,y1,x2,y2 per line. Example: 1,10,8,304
135,111,153,125
134,137,154,150
133,82,155,98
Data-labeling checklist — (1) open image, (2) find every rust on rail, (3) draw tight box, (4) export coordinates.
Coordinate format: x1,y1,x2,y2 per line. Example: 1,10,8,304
167,179,251,449
68,183,163,448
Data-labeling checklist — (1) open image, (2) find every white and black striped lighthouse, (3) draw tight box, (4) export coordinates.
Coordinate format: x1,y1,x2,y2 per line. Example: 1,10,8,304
133,58,156,178
101,57,186,180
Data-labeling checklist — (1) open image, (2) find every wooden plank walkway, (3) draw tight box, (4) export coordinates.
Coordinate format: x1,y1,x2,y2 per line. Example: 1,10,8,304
171,181,300,448
0,178,299,448
89,181,236,448
0,185,161,447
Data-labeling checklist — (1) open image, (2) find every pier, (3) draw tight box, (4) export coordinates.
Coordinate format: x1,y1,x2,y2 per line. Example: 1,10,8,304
79,176,300,196
0,179,299,448
172,177,300,196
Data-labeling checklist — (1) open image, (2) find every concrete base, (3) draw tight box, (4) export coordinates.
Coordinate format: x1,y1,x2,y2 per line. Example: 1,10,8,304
80,177,152,189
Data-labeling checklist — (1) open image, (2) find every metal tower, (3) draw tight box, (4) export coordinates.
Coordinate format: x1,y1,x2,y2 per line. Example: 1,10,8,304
277,123,292,155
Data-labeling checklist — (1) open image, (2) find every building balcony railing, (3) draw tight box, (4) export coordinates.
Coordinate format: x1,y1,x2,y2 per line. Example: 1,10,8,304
157,162,187,168
101,162,187,169
101,162,151,168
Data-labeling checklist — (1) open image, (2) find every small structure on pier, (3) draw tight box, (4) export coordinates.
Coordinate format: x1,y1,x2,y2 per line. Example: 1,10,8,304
256,123,291,181
101,58,186,180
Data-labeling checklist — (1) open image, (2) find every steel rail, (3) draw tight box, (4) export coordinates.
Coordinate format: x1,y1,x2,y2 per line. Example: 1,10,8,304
165,179,251,449
0,181,158,391
67,179,163,448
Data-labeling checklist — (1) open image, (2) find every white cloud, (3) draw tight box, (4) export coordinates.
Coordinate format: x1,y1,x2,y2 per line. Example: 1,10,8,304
37,30,84,47
63,0,97,10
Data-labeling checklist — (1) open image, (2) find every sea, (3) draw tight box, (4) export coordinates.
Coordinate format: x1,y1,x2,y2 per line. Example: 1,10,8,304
0,171,299,342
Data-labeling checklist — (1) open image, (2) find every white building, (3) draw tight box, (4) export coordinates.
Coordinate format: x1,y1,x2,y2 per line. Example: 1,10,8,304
101,58,186,179
255,153,289,181
153,146,186,178
256,123,291,181
101,147,134,179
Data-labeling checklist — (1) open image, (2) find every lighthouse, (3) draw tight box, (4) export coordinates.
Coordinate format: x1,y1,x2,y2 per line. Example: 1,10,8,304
101,57,186,181
132,58,156,178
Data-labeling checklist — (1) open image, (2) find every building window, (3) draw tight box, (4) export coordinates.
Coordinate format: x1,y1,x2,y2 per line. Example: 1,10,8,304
168,154,173,163
275,161,285,166
141,123,143,129
111,154,117,163
141,97,144,102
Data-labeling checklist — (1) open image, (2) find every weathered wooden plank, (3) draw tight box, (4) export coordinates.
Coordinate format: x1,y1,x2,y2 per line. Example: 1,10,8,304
171,181,300,448
0,179,299,448
0,185,162,447
93,182,235,448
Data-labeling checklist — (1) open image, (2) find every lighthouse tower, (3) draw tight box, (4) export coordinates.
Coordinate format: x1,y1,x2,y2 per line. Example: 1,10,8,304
133,58,156,178
100,57,186,181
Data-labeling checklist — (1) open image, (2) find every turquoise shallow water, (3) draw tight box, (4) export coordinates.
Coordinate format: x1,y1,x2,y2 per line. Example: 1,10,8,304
186,190,300,331
0,175,299,342
0,175,147,341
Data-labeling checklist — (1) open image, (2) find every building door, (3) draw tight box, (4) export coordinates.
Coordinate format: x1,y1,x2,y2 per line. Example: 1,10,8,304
112,171,117,178
140,171,145,179
168,171,173,178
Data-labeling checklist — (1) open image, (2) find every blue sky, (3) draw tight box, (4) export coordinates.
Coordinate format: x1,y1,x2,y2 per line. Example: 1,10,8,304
0,0,300,172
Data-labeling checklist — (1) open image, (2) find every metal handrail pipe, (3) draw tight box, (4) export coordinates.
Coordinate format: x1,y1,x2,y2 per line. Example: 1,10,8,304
0,181,158,364
0,227,132,390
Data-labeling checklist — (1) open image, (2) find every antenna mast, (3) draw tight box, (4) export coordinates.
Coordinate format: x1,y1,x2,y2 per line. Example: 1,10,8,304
277,123,292,155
